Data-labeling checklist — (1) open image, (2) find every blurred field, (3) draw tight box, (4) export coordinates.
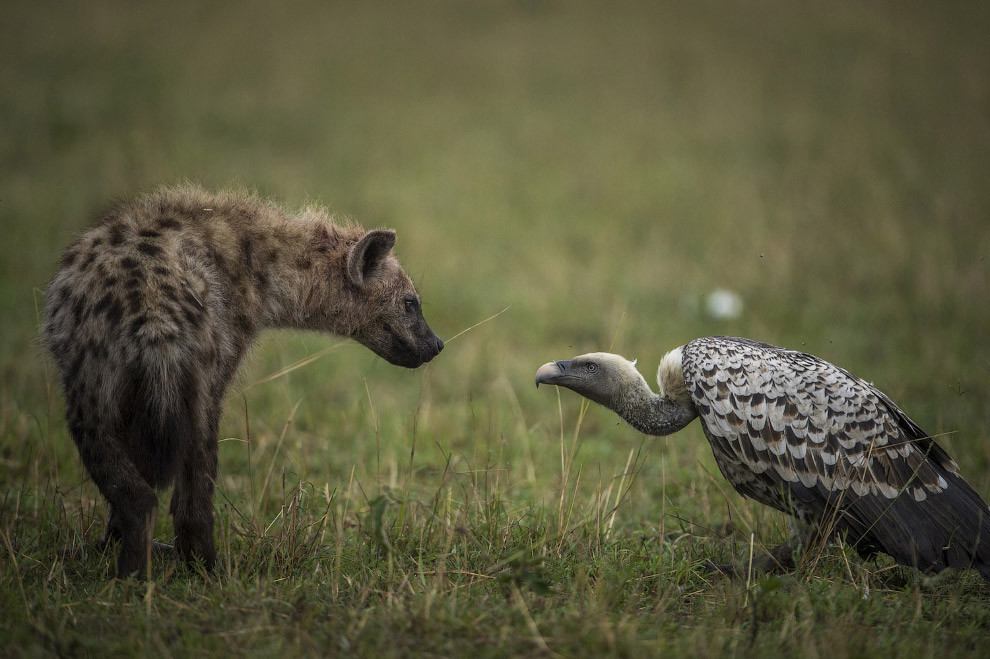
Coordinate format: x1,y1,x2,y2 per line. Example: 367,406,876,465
2,0,990,655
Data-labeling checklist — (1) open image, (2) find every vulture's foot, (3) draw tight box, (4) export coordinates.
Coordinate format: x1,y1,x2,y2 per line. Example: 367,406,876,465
699,560,739,578
700,542,800,579
750,541,799,574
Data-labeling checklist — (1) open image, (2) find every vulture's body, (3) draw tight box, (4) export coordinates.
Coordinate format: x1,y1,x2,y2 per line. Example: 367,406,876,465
536,336,990,581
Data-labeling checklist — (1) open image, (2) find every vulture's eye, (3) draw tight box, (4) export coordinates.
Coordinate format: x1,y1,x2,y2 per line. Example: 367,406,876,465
586,363,598,373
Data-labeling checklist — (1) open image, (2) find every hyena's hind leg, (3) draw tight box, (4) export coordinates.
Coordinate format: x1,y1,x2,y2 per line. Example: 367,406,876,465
66,402,159,579
169,385,221,572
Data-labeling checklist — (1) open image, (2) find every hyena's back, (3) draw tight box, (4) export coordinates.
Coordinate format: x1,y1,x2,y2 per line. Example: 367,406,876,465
43,187,273,488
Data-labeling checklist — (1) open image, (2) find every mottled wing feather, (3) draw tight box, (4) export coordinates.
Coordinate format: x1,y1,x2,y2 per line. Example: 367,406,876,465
681,336,990,574
683,337,947,503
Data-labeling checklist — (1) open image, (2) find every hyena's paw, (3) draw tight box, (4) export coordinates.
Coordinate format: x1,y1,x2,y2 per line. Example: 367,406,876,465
114,502,159,580
175,527,217,572
115,549,145,580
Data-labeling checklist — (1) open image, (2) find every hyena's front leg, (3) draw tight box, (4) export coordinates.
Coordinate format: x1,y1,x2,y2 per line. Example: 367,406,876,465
170,400,220,572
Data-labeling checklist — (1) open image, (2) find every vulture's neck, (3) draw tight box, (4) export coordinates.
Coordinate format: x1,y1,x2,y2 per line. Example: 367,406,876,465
611,385,697,437
611,350,697,436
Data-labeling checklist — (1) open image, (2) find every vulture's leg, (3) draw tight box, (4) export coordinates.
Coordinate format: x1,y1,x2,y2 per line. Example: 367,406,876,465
751,540,799,573
751,522,820,574
700,560,740,578
700,545,795,579
700,523,818,578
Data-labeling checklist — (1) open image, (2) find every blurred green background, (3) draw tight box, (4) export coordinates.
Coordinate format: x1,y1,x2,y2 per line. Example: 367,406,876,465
1,0,989,653
3,0,987,478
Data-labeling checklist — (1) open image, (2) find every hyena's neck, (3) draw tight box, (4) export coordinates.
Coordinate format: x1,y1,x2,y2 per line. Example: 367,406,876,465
222,208,362,336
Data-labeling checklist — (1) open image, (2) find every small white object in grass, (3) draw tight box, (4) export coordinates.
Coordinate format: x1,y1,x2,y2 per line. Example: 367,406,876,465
705,288,743,319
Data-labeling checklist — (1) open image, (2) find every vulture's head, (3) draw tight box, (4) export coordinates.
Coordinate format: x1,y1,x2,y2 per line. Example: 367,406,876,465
535,352,650,411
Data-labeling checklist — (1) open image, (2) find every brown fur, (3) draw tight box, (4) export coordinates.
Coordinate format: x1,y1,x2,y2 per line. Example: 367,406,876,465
42,184,443,578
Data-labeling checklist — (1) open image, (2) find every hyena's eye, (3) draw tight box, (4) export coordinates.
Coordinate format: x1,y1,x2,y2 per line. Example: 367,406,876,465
404,296,418,314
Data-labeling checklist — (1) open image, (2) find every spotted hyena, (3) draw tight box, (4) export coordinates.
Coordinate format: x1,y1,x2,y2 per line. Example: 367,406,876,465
42,185,443,578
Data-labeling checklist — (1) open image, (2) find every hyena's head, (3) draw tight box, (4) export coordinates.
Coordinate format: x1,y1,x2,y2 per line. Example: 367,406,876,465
341,229,444,368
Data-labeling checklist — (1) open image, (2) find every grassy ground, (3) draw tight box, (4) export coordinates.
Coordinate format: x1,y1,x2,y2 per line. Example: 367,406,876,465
2,0,990,655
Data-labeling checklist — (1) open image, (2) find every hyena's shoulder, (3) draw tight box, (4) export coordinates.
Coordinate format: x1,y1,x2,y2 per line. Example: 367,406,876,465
43,187,265,353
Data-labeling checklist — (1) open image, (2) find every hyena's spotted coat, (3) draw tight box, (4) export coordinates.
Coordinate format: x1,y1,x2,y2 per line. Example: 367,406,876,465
43,185,443,578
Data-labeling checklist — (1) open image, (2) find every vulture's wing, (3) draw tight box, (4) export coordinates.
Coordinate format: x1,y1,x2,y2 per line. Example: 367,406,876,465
680,336,990,577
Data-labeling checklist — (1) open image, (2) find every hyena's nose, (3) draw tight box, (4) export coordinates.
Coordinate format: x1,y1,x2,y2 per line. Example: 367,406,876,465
432,335,444,356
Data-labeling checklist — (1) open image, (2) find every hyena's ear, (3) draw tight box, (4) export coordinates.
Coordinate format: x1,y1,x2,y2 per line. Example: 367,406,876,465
346,229,396,287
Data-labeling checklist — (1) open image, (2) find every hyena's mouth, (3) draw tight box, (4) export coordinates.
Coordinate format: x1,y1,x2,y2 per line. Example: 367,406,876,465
380,324,443,369
382,326,430,368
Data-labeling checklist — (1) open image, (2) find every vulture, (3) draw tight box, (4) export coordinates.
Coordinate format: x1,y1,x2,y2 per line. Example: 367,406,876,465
535,336,990,581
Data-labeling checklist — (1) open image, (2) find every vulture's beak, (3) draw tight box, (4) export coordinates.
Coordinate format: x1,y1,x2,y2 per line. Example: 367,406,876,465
535,360,571,387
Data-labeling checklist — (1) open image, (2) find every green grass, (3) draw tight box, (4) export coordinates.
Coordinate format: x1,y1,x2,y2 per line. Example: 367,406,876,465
2,0,990,655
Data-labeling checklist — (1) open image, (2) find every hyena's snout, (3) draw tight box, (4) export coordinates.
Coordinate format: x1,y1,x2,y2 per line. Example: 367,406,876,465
374,318,444,368
409,322,443,365
415,319,443,366
422,331,444,362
